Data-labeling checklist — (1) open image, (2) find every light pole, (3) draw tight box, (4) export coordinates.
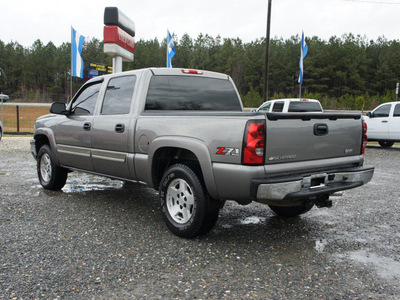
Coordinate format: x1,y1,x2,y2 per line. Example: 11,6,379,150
0,67,6,126
263,0,272,102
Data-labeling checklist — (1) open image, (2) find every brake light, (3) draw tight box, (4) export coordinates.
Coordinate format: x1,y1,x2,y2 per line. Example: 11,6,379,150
243,120,265,165
181,69,203,75
361,119,368,154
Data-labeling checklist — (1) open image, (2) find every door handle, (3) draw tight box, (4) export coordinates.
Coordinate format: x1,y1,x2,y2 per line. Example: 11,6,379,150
381,120,388,123
314,123,329,136
83,122,91,131
115,124,125,133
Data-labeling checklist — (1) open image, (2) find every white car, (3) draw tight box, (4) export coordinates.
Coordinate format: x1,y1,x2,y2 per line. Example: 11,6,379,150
0,94,9,103
254,98,323,113
365,101,400,148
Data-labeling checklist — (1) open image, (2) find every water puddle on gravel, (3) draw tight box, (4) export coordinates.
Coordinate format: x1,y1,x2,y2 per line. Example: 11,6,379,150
61,176,125,193
240,216,267,225
337,250,400,280
315,239,328,253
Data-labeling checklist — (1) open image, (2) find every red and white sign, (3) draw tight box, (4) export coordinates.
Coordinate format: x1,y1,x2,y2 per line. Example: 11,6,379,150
104,25,135,53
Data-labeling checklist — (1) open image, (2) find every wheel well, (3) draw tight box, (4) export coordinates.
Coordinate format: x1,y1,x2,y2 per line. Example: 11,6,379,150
34,134,50,154
152,147,201,190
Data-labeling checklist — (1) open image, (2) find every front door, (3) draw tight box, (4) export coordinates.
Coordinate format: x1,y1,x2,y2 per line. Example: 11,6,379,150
54,81,102,171
367,104,391,140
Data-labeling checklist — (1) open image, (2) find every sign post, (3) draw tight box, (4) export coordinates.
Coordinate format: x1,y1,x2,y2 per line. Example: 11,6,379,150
103,7,135,73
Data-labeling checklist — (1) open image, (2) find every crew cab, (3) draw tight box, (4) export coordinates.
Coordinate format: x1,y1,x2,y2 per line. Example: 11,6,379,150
364,101,400,148
254,98,323,113
31,68,374,238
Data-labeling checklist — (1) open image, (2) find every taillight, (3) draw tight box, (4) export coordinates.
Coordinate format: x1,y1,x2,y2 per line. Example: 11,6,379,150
361,119,368,154
243,120,265,165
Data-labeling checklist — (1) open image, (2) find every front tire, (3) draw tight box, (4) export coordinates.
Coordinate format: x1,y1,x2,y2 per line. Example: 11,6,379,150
159,164,219,238
37,144,68,190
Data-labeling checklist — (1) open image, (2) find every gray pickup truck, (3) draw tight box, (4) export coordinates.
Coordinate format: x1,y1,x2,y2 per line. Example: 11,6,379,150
31,68,374,238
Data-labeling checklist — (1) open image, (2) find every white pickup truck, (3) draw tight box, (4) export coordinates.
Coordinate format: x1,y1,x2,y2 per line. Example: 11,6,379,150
364,101,400,148
254,98,323,113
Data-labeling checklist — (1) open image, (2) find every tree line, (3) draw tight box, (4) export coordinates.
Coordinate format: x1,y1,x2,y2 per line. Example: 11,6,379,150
1,33,399,110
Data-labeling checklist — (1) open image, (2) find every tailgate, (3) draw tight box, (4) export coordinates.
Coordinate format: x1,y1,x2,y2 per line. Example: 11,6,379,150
264,112,362,164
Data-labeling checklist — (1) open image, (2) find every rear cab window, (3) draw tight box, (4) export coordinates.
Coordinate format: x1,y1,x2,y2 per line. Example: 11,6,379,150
145,75,242,111
288,101,322,112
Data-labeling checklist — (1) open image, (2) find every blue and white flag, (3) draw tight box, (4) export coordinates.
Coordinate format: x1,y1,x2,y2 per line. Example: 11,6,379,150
298,31,308,85
72,27,86,78
167,31,176,68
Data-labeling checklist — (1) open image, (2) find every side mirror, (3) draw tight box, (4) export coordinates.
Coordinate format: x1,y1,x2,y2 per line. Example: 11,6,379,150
366,112,372,118
50,102,68,115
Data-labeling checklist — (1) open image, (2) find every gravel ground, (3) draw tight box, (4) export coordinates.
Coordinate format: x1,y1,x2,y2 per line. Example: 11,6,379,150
1,137,399,299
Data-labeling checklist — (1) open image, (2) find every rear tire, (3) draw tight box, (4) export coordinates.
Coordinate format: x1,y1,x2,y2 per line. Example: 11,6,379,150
159,163,220,238
378,141,394,148
37,144,68,190
269,200,314,217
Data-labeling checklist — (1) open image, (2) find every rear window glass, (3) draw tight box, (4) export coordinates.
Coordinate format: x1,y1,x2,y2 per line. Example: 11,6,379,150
272,102,284,112
101,75,136,115
145,75,242,111
288,101,322,112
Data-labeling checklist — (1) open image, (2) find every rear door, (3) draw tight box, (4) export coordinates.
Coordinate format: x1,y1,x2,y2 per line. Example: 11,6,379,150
389,103,400,139
91,75,137,179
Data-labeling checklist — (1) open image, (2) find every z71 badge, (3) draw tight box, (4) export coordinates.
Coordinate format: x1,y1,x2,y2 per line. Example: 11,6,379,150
216,147,240,156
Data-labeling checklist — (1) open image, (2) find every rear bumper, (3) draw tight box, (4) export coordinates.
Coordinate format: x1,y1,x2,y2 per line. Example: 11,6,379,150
251,166,374,201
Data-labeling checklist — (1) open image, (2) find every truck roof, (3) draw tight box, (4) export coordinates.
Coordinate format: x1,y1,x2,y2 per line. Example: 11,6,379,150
86,67,230,84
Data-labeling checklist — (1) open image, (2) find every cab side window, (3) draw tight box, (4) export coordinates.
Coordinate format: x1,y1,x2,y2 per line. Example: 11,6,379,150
71,82,102,115
101,76,137,115
394,104,400,117
258,102,271,112
272,101,284,112
373,104,391,118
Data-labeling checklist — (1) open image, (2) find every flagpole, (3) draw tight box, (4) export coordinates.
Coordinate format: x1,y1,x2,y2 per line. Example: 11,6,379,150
70,26,73,103
166,30,168,68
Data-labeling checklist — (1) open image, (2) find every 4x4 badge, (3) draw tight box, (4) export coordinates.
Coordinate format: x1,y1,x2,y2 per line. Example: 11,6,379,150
216,147,240,156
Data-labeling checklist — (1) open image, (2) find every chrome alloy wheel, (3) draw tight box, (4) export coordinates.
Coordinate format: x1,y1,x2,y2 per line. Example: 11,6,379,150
40,153,52,183
166,178,195,224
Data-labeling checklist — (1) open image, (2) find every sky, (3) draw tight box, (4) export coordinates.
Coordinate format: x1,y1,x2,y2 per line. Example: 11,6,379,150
1,0,400,47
